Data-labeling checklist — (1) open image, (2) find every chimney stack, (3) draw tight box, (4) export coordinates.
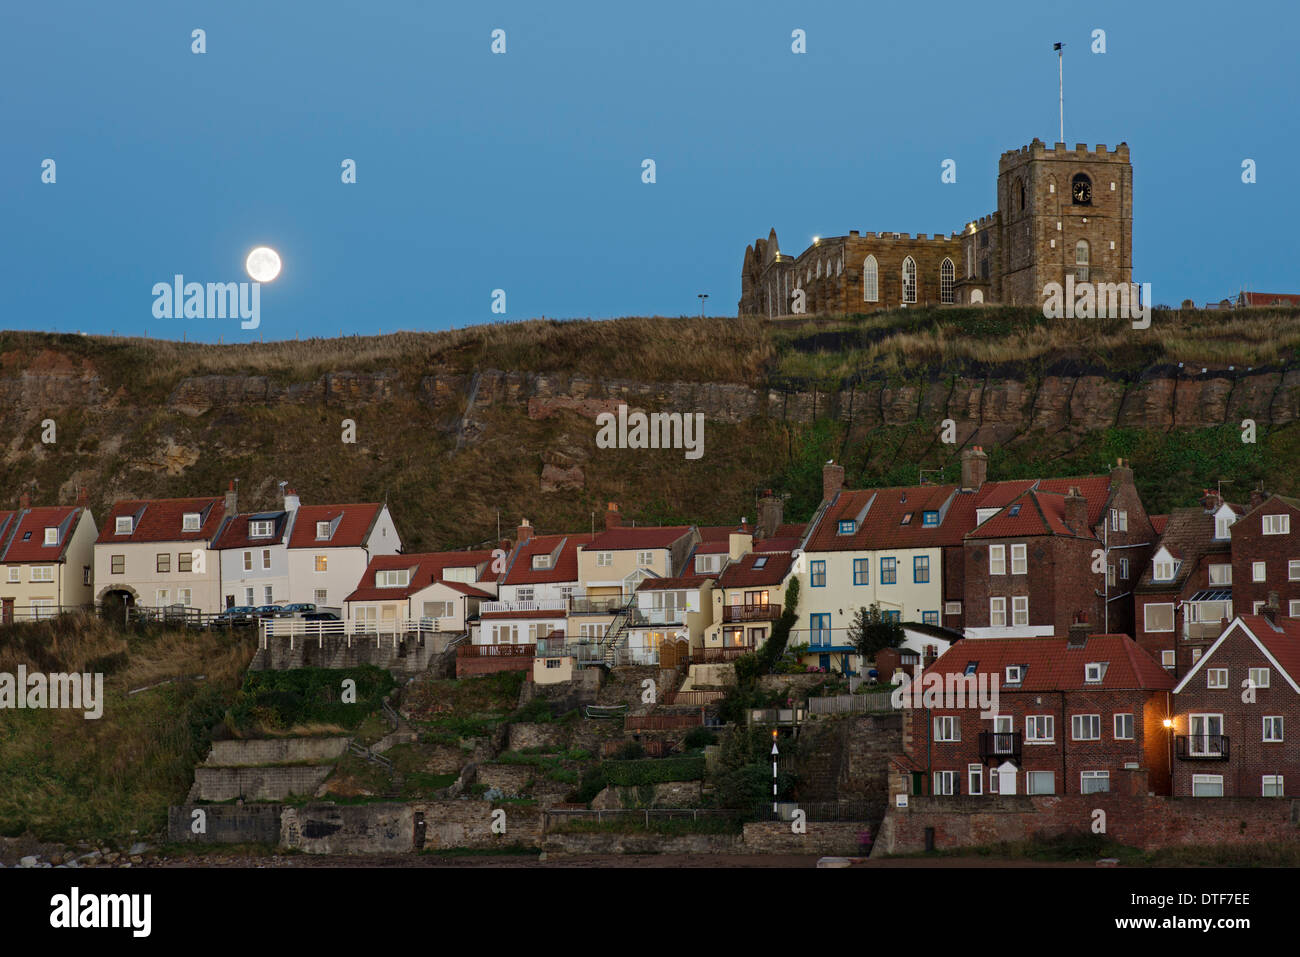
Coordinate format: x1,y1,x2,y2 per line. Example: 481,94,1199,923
1068,613,1090,648
1250,484,1269,510
823,462,845,501
225,480,237,516
283,487,300,512
1064,486,1088,531
1201,488,1222,512
76,486,88,508
757,490,784,539
960,447,988,491
1263,591,1281,627
517,518,534,544
604,502,621,530
18,491,31,510
1110,457,1134,490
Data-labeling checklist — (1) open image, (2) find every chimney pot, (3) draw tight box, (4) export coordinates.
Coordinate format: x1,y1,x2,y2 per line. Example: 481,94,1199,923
604,503,621,530
18,491,31,510
517,518,534,543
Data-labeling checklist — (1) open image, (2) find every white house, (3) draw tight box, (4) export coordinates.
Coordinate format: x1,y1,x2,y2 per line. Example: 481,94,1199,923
285,502,401,608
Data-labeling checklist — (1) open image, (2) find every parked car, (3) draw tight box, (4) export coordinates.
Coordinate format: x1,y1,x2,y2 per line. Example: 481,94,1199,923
211,606,259,628
254,604,288,619
302,610,341,621
279,603,318,617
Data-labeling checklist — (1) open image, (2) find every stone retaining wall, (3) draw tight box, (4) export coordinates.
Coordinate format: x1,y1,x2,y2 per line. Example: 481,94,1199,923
192,765,334,802
205,737,349,767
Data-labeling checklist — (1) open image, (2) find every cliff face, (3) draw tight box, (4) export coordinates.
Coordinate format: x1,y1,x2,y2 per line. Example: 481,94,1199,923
1,332,1296,550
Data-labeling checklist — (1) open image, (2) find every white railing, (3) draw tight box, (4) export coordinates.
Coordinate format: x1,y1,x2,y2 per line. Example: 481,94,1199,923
259,616,453,648
481,598,568,614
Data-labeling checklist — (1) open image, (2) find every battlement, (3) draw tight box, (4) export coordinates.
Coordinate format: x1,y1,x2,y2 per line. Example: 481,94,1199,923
1000,138,1130,168
844,231,958,243
963,212,998,232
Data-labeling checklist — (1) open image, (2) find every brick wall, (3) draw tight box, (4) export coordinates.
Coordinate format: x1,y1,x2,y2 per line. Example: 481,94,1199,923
875,793,1300,855
963,534,1101,635
1231,497,1300,615
167,804,283,844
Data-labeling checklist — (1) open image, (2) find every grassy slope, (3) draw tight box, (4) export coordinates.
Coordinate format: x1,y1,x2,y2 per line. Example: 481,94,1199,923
0,617,254,842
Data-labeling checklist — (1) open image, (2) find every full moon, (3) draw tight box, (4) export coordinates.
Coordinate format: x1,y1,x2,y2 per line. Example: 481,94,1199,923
245,246,282,283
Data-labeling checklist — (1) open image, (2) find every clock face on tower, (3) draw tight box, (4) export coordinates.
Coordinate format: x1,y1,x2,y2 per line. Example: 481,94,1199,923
1072,174,1092,205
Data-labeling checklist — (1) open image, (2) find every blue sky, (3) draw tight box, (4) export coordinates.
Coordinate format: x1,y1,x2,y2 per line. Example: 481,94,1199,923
3,0,1296,341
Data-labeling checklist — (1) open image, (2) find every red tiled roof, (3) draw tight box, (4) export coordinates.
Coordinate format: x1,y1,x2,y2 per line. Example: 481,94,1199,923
0,512,16,552
1150,514,1168,535
756,536,801,552
501,533,591,585
211,510,292,550
1240,292,1300,307
636,575,711,591
967,489,1094,540
1238,616,1300,686
772,523,806,540
924,634,1173,692
1,506,85,563
586,525,694,550
697,524,751,542
344,550,497,602
718,551,794,589
96,497,226,544
288,504,383,549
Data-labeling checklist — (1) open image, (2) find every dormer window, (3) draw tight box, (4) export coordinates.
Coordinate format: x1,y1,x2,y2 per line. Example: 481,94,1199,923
1005,665,1023,684
922,511,939,527
838,520,856,535
964,662,977,676
316,521,333,540
115,516,133,535
532,554,551,570
1215,513,1234,539
250,520,274,538
377,569,410,587
44,527,58,545
1084,662,1107,683
1153,559,1176,581
182,512,201,532
1008,504,1021,516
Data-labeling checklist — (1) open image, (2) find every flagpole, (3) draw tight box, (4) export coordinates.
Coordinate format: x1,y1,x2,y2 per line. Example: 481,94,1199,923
1055,42,1065,142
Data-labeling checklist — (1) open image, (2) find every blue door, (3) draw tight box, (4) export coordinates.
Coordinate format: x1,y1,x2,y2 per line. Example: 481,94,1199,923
819,654,830,671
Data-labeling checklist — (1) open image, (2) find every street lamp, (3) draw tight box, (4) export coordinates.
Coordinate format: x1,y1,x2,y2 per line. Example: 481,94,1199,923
697,293,709,316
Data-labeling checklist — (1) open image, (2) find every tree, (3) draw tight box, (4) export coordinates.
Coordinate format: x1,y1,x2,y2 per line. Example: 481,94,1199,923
848,602,904,660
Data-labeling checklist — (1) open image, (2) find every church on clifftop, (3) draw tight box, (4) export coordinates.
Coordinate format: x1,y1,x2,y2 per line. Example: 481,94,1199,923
738,138,1133,317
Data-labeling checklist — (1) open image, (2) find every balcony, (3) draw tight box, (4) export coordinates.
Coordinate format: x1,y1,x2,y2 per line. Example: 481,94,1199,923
723,603,782,623
1176,734,1230,760
978,731,1023,764
568,595,632,615
481,598,567,614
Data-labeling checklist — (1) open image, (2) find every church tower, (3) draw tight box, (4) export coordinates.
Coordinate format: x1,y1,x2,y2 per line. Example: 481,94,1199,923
996,139,1132,307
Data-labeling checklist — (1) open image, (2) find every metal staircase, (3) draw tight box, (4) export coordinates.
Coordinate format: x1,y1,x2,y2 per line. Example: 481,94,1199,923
597,597,638,666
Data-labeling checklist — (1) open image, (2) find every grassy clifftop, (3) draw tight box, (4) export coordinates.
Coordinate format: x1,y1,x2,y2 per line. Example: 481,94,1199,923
2,306,1300,548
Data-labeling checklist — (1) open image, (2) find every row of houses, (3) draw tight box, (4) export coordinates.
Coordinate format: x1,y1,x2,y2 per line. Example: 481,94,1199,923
893,606,1300,799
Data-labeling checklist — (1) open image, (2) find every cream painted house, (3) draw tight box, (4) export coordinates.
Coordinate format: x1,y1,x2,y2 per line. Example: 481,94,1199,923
0,495,98,622
626,575,714,664
94,491,233,615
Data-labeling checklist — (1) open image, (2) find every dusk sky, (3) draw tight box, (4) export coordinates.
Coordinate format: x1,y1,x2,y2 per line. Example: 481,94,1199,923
3,0,1296,341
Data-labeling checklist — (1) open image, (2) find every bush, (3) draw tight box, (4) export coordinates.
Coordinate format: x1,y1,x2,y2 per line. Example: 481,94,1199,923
603,756,706,787
682,727,718,750
510,697,554,723
611,741,645,761
226,666,395,733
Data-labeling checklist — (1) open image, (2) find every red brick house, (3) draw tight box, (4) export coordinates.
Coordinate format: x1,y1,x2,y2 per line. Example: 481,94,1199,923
1133,492,1244,676
961,460,1157,640
1170,605,1300,797
892,625,1174,798
1229,493,1300,619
